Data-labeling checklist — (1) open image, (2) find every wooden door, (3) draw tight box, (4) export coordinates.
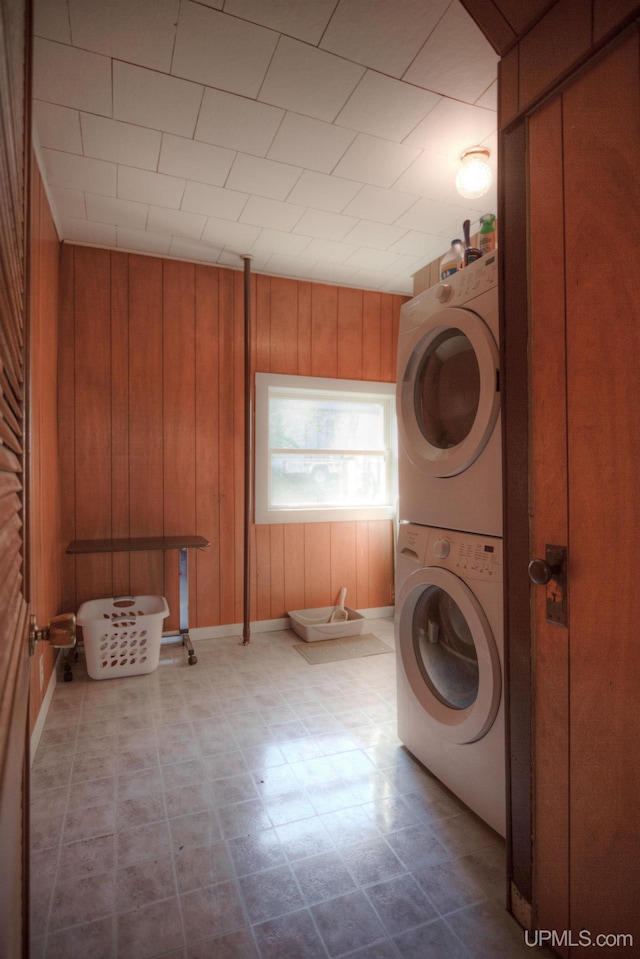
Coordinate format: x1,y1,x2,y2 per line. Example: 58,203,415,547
529,29,640,956
0,0,31,955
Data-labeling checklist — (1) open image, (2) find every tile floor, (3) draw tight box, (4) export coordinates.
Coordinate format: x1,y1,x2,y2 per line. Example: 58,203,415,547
30,619,551,959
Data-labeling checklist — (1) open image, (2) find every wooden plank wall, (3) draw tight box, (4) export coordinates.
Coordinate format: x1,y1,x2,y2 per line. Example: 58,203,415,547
497,0,640,126
28,160,62,731
0,0,30,952
461,0,640,59
58,246,403,631
496,0,640,930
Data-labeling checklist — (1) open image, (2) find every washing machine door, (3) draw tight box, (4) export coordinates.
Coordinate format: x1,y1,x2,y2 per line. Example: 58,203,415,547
397,307,500,477
396,565,501,744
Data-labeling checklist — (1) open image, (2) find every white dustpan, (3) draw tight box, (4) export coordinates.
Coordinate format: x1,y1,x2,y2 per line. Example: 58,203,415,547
329,587,348,623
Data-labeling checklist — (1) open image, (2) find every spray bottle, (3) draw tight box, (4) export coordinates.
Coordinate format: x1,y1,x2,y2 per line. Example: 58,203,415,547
479,214,497,254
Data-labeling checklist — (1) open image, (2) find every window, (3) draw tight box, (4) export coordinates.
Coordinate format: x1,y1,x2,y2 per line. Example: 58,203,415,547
255,373,397,524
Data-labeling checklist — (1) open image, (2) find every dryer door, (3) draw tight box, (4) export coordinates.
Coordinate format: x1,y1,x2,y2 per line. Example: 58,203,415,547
396,565,501,743
397,307,499,477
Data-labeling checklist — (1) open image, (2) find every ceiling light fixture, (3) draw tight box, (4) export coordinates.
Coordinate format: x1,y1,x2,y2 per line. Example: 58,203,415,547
455,146,492,199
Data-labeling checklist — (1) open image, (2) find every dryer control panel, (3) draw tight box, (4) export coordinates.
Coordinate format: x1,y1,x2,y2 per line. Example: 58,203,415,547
400,253,498,331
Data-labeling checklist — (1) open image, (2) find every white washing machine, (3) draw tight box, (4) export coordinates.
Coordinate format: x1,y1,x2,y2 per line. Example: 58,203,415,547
395,521,505,837
396,253,501,536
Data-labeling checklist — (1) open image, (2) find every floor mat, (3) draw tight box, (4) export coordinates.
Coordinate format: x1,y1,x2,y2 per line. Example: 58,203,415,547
293,633,393,665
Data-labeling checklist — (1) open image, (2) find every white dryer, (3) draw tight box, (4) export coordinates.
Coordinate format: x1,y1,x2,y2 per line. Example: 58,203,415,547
395,522,505,836
397,254,501,536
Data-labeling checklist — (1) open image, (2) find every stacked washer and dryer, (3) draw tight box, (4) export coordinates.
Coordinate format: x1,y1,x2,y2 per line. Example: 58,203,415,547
394,252,505,837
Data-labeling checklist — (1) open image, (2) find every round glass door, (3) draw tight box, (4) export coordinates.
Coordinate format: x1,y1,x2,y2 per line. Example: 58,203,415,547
413,586,478,710
398,307,499,478
415,329,480,451
397,565,501,744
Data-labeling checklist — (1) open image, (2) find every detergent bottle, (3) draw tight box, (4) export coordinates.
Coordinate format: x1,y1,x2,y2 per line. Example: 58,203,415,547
479,214,497,254
439,239,464,281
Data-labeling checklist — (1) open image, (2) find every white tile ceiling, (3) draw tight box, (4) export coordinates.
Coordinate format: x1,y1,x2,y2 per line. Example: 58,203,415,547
32,0,498,295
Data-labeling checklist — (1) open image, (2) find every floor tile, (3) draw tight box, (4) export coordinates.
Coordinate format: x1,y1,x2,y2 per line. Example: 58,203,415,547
252,907,326,959
186,926,259,958
291,849,357,904
364,872,437,936
274,816,336,861
30,619,535,959
49,871,115,932
446,898,542,959
311,889,387,957
174,840,235,892
385,823,450,871
393,918,473,959
413,855,488,915
340,836,405,886
227,827,287,876
180,880,246,945
115,854,177,912
238,862,304,923
117,896,184,959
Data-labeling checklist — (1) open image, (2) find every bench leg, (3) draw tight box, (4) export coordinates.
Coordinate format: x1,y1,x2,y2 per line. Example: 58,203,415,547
179,547,197,665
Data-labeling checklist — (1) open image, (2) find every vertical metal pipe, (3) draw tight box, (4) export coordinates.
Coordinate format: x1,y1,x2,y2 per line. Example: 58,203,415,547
241,255,252,645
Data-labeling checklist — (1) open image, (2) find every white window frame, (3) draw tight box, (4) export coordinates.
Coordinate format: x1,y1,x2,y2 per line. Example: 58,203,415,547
255,372,397,525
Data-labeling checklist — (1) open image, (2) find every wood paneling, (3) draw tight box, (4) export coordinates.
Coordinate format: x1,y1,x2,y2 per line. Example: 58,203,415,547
594,0,640,41
162,260,197,627
473,0,640,129
498,46,519,127
490,0,640,929
311,284,338,378
499,121,531,909
526,30,640,949
562,31,640,944
458,0,517,55
0,0,30,953
518,0,591,107
59,249,402,627
493,0,555,36
194,265,221,627
28,160,61,731
528,96,570,953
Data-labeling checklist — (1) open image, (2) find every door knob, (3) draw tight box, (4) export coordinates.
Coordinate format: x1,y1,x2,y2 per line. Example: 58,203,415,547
528,557,562,585
528,545,568,627
29,612,76,655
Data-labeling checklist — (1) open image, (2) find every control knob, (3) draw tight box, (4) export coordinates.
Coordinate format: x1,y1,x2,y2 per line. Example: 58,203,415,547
435,283,452,303
433,538,450,559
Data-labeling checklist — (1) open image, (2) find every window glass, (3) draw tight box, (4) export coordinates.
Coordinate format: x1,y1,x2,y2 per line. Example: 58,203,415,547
256,374,397,524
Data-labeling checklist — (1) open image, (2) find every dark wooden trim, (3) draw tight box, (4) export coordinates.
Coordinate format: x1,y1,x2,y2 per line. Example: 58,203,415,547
499,119,532,907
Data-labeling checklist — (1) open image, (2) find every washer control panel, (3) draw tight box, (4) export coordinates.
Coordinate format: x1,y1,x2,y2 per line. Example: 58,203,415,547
428,528,502,580
397,524,502,581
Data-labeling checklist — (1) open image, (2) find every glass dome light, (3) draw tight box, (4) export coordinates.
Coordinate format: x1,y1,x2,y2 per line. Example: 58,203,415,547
455,147,492,199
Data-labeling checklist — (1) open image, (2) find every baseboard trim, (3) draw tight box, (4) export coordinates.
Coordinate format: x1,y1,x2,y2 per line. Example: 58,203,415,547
510,882,533,931
162,606,395,644
30,652,59,766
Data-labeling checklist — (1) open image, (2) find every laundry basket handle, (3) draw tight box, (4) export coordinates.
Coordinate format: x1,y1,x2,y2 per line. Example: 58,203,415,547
113,596,136,608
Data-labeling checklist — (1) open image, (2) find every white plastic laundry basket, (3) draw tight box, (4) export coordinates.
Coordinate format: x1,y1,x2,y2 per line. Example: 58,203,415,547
77,595,169,680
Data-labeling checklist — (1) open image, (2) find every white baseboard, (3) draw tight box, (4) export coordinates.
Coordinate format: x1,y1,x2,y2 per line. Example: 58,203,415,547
30,652,60,766
163,606,395,644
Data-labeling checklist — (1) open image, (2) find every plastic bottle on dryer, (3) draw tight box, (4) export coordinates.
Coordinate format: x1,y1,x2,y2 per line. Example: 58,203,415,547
439,239,464,281
479,214,497,254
